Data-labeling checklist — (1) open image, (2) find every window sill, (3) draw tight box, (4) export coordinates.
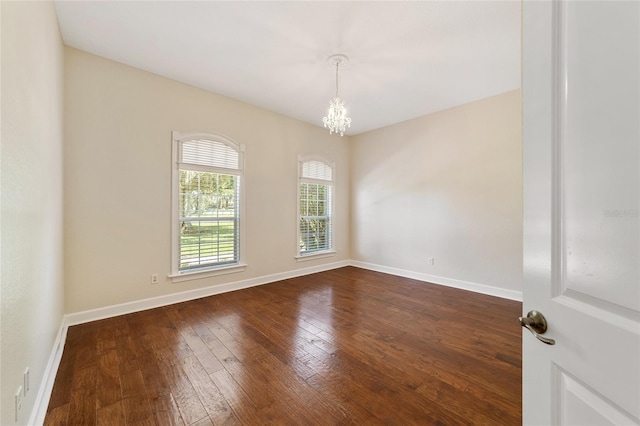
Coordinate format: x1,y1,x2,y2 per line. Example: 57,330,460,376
168,263,247,283
295,250,336,262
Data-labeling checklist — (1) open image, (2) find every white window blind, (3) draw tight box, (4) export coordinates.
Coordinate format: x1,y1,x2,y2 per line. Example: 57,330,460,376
302,160,332,181
180,139,240,171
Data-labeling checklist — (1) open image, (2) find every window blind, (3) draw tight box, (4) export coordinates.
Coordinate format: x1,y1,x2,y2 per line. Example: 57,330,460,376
180,139,240,170
302,160,332,181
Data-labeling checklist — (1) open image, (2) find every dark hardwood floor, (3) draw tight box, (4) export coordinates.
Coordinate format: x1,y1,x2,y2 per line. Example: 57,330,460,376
44,266,522,425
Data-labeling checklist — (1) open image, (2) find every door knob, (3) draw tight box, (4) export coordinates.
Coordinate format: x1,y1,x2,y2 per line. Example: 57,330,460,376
519,310,555,345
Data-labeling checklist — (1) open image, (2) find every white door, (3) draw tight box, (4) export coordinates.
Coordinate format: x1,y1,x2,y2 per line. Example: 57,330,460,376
522,1,640,425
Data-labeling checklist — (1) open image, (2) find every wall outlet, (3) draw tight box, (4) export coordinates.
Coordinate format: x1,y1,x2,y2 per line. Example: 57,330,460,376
151,274,159,284
15,386,23,421
428,258,435,265
24,368,30,394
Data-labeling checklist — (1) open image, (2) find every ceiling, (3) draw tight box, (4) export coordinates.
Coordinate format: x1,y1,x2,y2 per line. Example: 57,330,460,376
54,1,521,136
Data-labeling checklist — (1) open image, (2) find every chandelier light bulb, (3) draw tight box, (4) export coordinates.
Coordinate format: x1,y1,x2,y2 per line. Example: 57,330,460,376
322,54,352,137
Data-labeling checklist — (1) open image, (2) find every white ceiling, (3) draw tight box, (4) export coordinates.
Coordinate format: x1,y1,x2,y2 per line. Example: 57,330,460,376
54,1,521,135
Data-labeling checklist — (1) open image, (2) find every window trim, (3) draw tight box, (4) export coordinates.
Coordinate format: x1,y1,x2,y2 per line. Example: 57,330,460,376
296,155,335,259
170,131,246,281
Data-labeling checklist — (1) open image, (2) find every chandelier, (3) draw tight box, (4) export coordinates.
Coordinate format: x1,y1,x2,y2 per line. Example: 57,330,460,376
322,54,352,136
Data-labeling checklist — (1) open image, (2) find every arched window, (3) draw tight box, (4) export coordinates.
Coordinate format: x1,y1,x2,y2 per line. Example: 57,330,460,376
171,131,245,278
298,156,334,257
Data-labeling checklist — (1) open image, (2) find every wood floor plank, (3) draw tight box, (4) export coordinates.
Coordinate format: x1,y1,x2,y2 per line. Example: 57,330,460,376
116,334,140,375
71,365,97,391
45,266,522,425
148,393,185,426
155,346,209,425
43,402,69,426
96,338,116,355
120,369,146,399
177,324,224,374
95,349,121,409
122,395,155,425
209,368,264,424
189,416,214,426
242,343,350,425
45,347,76,410
132,334,173,398
96,400,125,426
304,360,408,424
67,387,97,425
180,355,238,424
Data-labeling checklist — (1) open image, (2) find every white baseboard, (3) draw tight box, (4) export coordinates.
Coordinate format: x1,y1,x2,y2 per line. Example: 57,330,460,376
65,260,350,327
29,320,68,426
350,260,523,302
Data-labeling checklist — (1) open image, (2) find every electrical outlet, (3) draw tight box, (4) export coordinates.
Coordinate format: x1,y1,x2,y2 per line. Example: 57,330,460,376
151,274,159,284
428,258,435,265
24,368,30,394
15,386,23,421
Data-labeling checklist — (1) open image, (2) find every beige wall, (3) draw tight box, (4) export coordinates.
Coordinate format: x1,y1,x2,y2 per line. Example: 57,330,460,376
0,1,65,424
350,90,522,293
64,47,350,314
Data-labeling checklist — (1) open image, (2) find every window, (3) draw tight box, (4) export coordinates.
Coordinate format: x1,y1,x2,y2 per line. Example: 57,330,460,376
298,156,334,258
171,132,245,279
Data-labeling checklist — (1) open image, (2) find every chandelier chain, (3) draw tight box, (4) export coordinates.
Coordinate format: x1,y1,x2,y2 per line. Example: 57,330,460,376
335,62,339,98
